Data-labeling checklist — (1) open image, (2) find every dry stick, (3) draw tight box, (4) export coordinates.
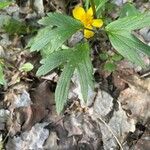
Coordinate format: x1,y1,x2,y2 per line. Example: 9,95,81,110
97,116,124,150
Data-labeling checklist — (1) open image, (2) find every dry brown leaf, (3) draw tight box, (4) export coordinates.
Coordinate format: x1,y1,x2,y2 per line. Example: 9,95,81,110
134,130,150,150
64,113,83,137
4,86,31,112
90,90,135,150
7,105,48,136
50,0,66,12
119,75,150,123
63,111,103,149
30,81,55,111
5,81,56,135
6,123,49,150
43,132,58,149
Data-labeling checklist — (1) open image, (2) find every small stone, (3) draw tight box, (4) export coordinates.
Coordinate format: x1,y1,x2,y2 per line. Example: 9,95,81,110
139,27,150,42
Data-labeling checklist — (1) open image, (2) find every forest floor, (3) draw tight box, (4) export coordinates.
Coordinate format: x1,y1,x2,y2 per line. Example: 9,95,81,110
0,0,150,150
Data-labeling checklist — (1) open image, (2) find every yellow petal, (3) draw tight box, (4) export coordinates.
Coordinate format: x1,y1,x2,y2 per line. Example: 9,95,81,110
87,7,93,17
72,6,85,20
84,29,94,39
92,19,103,28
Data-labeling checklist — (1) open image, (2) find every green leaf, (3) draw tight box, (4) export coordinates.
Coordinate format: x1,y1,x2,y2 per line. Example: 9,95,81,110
28,26,51,51
84,0,90,10
111,54,123,62
55,63,75,114
77,62,89,101
129,35,150,56
104,62,116,72
99,52,109,61
119,3,140,18
0,65,5,85
3,18,29,35
113,31,150,56
106,10,150,67
39,13,82,28
106,12,150,32
29,13,83,53
95,0,108,16
84,51,94,89
37,42,94,113
108,31,147,67
77,60,94,102
36,49,72,76
0,0,12,9
77,44,94,102
19,62,34,72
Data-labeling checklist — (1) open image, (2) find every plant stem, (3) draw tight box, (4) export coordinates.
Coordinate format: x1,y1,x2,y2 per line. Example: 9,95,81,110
89,0,97,18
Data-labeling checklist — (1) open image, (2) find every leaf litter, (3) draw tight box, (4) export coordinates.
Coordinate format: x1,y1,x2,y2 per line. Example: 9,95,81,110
0,0,150,150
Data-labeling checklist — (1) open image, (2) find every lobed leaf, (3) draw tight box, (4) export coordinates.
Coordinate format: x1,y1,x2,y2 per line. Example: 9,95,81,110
77,62,89,102
111,31,150,56
39,12,82,28
106,10,150,67
37,42,94,113
55,64,75,114
29,13,83,53
77,59,94,102
95,0,108,16
108,31,147,67
83,49,94,89
106,12,150,32
76,43,94,102
36,49,72,76
28,26,52,52
119,3,140,18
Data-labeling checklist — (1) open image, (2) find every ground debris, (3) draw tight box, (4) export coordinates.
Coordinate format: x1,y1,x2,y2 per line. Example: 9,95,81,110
119,75,150,123
0,0,149,149
0,109,10,130
6,122,49,150
90,90,135,150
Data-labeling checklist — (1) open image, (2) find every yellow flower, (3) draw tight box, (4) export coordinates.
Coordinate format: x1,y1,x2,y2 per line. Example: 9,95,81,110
73,6,103,39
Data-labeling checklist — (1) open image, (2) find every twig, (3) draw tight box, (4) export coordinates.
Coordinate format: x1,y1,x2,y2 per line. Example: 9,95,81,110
97,117,124,150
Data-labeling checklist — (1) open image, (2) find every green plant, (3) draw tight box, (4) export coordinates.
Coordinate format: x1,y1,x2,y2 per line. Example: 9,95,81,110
0,0,12,9
99,52,123,72
0,60,5,85
3,18,30,35
28,0,150,113
19,62,34,72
